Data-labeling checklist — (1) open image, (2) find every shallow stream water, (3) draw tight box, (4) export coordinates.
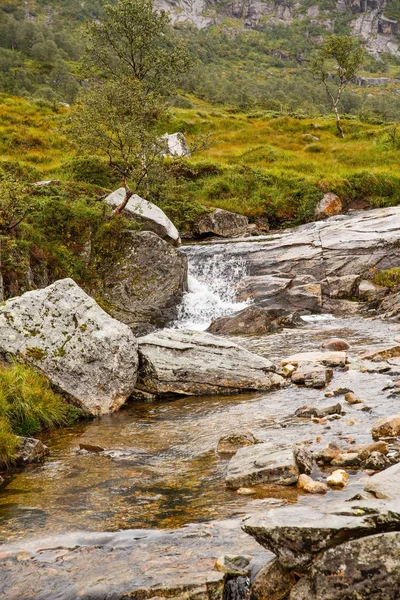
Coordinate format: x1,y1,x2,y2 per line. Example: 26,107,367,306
1,240,400,545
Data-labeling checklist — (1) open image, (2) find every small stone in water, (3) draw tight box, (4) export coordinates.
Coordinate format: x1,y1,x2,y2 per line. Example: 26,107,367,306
321,338,350,351
345,392,362,405
79,443,105,453
327,469,349,489
297,474,328,494
236,487,257,495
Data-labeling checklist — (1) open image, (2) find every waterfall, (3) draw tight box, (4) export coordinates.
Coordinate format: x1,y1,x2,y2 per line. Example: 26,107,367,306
174,246,250,331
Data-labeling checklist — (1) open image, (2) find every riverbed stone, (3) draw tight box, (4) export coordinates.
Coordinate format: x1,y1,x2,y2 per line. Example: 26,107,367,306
15,437,49,464
281,351,346,368
293,445,313,474
208,305,302,336
372,414,400,439
226,443,299,490
194,209,249,238
321,337,350,351
243,497,400,570
297,474,328,494
344,391,362,404
214,554,252,576
105,188,180,245
289,532,400,600
326,469,349,488
136,329,283,396
358,279,388,302
217,432,258,455
100,231,188,334
0,278,139,415
291,364,333,388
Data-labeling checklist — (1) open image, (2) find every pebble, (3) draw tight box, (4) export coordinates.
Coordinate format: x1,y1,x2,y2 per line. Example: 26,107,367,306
345,392,362,405
327,469,349,489
297,474,328,494
236,487,257,496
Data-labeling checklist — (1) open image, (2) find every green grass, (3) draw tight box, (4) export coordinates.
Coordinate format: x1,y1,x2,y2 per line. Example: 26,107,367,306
373,268,400,289
0,362,79,467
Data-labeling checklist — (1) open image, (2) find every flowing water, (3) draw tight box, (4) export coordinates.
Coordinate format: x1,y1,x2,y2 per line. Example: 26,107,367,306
1,240,400,546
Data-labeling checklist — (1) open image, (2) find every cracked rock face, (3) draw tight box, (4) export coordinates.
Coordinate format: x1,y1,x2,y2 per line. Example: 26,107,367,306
136,329,283,396
185,207,400,313
290,532,400,600
0,278,138,415
243,497,400,570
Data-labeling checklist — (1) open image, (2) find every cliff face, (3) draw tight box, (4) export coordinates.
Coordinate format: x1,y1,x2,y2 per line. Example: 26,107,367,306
159,0,400,56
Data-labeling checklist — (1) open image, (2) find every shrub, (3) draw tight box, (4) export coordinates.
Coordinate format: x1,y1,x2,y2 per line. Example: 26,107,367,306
63,155,119,188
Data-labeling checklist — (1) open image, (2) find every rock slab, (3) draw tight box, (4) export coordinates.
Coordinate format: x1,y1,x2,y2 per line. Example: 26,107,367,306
0,278,138,415
136,329,283,396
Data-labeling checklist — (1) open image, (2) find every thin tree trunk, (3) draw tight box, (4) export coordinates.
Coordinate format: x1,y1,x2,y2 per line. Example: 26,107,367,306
334,105,344,138
114,175,133,214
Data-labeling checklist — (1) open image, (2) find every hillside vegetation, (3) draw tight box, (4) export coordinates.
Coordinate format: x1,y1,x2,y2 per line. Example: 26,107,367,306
2,93,400,231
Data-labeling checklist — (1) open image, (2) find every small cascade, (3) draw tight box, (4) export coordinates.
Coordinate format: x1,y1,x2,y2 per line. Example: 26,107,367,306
174,248,249,331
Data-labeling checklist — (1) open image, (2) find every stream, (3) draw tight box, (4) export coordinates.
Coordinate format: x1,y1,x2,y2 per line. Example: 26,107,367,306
1,239,400,558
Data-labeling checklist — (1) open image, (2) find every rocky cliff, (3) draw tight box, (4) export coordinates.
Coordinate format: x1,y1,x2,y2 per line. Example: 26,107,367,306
159,0,400,56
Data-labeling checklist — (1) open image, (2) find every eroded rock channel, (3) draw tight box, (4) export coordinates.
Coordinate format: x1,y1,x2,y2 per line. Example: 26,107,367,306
2,208,400,599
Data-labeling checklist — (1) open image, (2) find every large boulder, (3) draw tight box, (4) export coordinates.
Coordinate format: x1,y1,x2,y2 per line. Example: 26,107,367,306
290,532,400,600
364,462,400,500
105,189,180,246
226,443,299,490
135,329,283,396
193,209,249,238
243,497,400,570
100,231,188,335
160,132,191,158
0,278,138,415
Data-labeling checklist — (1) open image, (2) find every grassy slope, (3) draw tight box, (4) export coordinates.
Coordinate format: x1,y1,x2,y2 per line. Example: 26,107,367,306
2,93,400,225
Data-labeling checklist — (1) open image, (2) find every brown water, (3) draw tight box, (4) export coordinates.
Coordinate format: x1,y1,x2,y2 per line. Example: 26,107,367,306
1,315,399,544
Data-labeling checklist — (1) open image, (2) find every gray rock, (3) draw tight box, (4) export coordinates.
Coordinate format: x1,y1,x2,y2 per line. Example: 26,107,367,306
251,557,296,600
358,279,387,302
207,305,302,336
136,329,283,396
186,207,400,313
194,208,249,238
364,462,400,499
0,278,138,415
291,364,333,388
15,437,49,464
160,132,191,158
243,497,400,570
290,532,400,600
282,351,346,368
100,231,188,334
226,443,299,490
105,188,180,245
217,432,258,455
293,445,313,474
362,451,391,470
214,554,252,576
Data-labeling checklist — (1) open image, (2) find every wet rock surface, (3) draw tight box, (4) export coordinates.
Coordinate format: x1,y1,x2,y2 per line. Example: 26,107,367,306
136,329,283,396
14,438,49,465
185,207,400,313
0,278,138,415
0,520,269,600
226,443,299,490
208,305,302,336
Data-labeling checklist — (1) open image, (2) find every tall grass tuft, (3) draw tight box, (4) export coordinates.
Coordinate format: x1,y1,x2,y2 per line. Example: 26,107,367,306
0,362,77,466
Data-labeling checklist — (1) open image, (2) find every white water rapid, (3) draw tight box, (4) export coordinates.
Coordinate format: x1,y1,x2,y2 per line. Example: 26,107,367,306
175,249,249,331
